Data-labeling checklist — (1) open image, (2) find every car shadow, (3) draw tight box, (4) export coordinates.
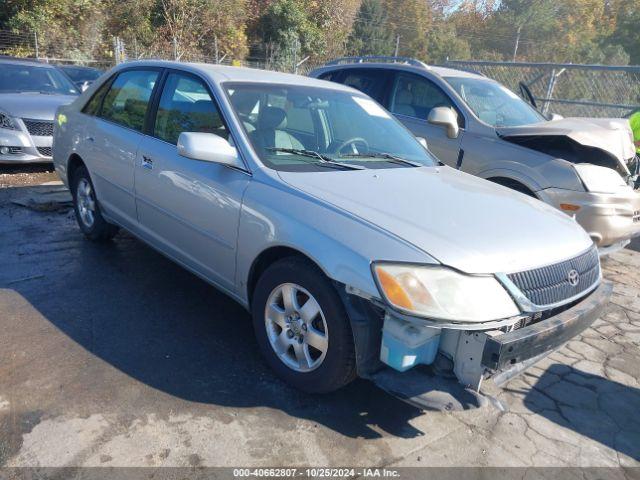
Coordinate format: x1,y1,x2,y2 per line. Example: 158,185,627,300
1,191,428,439
521,364,640,461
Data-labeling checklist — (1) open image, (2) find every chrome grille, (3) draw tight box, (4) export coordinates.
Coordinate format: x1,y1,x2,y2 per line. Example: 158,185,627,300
507,246,600,307
37,146,52,157
633,210,640,223
23,119,54,137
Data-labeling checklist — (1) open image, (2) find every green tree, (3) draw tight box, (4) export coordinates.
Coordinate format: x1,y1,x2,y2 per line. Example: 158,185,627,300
607,0,640,64
260,0,324,70
347,0,394,56
495,0,559,61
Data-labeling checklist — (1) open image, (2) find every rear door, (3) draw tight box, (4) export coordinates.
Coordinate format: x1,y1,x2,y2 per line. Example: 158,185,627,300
134,70,250,290
388,72,464,166
88,68,161,227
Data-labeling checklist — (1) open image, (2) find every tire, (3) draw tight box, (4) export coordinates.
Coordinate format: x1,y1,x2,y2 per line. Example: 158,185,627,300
251,256,356,393
71,165,119,242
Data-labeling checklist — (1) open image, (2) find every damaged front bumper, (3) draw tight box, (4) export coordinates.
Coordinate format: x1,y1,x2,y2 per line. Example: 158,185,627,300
482,280,611,373
538,187,640,251
344,280,612,401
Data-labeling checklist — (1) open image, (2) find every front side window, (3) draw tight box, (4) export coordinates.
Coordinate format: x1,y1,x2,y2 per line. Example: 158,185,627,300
444,77,545,127
100,69,159,131
0,64,78,95
154,73,228,145
225,82,437,172
390,73,461,126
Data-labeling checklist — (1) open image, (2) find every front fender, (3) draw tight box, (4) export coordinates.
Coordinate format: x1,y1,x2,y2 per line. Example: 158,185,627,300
477,166,544,192
235,179,437,306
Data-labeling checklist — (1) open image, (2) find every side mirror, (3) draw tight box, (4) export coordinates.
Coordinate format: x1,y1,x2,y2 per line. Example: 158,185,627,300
548,113,564,121
416,136,428,149
427,107,459,139
177,132,243,168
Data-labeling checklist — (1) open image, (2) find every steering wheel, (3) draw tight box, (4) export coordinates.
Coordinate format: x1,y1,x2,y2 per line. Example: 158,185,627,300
335,137,369,155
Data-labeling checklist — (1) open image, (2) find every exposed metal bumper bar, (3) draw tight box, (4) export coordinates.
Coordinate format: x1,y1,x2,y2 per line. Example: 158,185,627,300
482,281,612,372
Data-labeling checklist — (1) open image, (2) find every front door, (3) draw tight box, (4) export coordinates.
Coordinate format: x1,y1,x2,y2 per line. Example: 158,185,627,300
134,71,250,290
389,72,464,167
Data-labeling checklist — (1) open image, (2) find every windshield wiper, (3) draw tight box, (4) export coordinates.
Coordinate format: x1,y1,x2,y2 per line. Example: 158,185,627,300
267,148,365,170
339,152,423,167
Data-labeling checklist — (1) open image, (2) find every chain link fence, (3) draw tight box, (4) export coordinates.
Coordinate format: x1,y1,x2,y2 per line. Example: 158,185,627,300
3,27,639,119
445,60,640,118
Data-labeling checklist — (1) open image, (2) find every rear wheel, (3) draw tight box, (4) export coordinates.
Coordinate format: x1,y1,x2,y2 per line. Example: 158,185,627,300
251,257,356,393
71,165,119,241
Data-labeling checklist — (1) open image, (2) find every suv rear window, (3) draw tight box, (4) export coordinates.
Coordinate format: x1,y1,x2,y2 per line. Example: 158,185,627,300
335,68,389,104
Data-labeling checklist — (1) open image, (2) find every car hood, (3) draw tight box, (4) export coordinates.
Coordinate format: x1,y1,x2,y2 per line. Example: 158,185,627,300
498,117,636,163
0,93,77,120
278,166,593,275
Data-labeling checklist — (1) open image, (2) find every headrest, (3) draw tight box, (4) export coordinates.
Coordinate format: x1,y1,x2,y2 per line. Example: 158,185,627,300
258,106,287,130
396,89,413,105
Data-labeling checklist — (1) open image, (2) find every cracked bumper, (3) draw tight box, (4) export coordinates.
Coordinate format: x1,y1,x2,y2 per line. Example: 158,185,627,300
481,280,612,372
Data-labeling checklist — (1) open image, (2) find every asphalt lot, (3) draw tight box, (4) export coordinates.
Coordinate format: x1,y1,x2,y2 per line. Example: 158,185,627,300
0,166,639,470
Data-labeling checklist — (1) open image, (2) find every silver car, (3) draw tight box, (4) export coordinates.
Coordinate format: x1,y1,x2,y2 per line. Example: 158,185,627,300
0,57,79,163
53,61,611,401
310,57,640,254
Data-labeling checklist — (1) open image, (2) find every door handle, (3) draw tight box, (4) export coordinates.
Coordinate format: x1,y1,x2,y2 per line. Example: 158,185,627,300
141,156,153,169
86,136,95,142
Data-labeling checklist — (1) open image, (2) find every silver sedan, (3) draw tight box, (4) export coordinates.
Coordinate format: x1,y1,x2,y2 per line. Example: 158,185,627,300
53,61,610,401
0,58,78,163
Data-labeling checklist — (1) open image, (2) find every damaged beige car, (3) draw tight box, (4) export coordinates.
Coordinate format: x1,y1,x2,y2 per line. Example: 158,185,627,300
311,57,640,253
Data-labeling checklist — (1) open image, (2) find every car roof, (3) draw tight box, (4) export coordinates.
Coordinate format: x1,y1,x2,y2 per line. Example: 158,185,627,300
0,56,58,68
313,61,486,81
59,64,100,71
114,60,358,92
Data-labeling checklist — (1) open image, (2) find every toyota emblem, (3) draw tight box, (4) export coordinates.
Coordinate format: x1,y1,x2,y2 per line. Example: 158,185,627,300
567,269,580,287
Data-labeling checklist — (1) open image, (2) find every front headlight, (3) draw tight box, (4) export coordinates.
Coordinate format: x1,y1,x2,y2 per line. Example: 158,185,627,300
574,163,628,193
0,110,17,130
373,263,520,322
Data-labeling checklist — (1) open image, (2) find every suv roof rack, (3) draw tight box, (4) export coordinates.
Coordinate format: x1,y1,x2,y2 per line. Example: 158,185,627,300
324,56,430,69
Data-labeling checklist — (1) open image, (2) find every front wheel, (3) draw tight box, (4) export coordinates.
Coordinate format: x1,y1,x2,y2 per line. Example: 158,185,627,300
251,257,356,393
71,165,119,241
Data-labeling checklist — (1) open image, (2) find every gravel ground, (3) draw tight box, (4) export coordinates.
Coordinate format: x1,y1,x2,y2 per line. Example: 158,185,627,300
0,164,58,188
0,168,639,473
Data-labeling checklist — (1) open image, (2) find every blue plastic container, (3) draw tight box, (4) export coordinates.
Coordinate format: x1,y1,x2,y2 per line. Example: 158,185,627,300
379,315,441,372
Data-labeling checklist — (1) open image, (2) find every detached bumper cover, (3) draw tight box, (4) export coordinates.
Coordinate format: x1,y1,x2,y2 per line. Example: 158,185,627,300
482,280,612,371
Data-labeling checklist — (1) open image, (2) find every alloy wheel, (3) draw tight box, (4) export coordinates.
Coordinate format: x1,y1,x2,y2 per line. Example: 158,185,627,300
76,178,96,228
264,283,329,372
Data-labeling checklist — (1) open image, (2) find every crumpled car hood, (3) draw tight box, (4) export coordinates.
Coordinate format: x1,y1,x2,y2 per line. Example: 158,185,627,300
498,117,636,163
0,93,77,120
278,166,593,275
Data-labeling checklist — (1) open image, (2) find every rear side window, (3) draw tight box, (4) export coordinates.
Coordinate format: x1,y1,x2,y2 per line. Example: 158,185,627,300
100,69,159,132
82,77,113,116
153,72,228,145
338,68,389,104
318,71,338,82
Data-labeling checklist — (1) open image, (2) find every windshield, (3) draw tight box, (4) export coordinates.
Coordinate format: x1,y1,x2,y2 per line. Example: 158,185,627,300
444,77,545,128
0,64,78,95
224,83,437,172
